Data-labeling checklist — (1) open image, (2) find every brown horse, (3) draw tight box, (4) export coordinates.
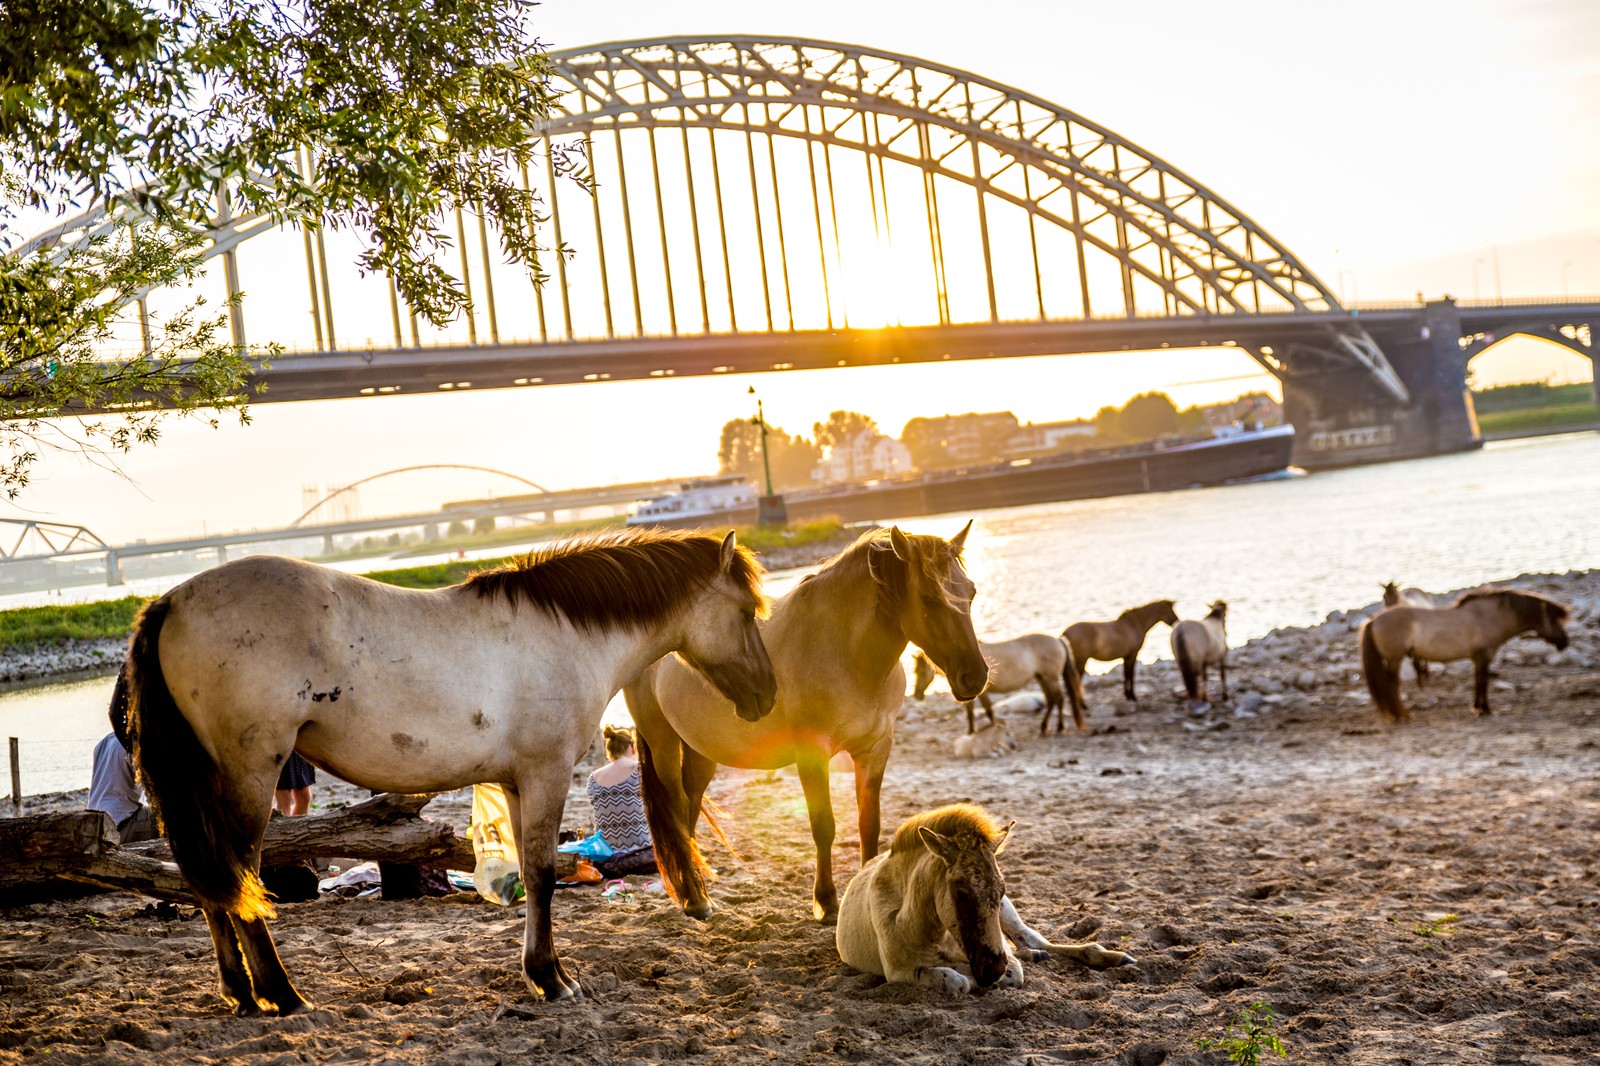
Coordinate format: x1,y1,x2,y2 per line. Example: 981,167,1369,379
1361,587,1570,721
1172,601,1228,703
912,634,1087,735
626,525,988,923
1062,599,1178,704
1381,582,1448,686
125,530,776,1012
835,804,1134,993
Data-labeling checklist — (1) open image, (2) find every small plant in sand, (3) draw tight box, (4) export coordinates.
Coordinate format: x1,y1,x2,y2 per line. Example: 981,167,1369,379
1195,1001,1289,1065
1396,913,1460,939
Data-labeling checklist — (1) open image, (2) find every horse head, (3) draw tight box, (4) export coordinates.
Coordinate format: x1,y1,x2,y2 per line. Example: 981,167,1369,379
871,522,988,702
1208,600,1228,622
678,531,779,722
1152,599,1180,628
918,812,1014,989
1534,596,1571,651
911,651,938,700
1381,581,1400,607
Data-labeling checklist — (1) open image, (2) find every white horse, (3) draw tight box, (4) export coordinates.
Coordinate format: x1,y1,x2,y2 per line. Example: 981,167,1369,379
1172,600,1228,703
127,529,777,1013
836,804,1134,993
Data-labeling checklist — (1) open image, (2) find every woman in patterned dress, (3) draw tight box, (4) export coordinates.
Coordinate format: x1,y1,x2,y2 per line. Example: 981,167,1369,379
588,725,657,877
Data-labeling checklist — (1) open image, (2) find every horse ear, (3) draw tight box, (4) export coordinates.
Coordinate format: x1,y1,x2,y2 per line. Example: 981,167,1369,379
719,530,738,573
888,526,913,561
918,825,957,864
992,820,1015,855
948,519,972,554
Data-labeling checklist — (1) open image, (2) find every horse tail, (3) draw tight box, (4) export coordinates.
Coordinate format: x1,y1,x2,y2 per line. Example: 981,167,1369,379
1174,626,1199,699
127,596,276,921
1360,618,1406,722
1060,640,1088,731
635,734,713,910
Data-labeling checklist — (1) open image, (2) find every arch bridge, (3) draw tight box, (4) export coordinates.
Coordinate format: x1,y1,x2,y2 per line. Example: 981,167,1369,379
23,37,1600,467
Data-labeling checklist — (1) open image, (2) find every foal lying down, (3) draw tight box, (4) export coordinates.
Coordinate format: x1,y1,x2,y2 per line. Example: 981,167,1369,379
836,804,1134,994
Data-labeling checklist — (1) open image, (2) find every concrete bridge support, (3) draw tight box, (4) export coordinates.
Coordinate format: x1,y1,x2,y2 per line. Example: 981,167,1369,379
1282,301,1480,470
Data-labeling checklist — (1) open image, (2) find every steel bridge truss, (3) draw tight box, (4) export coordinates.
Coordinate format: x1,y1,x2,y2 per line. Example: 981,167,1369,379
18,36,1409,403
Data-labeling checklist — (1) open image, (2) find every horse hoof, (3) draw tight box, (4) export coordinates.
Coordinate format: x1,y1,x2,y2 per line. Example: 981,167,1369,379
684,900,716,921
813,901,839,925
274,998,317,1017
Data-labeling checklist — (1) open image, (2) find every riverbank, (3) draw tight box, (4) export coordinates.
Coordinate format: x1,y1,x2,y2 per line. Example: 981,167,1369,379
0,524,867,687
3,569,1596,1063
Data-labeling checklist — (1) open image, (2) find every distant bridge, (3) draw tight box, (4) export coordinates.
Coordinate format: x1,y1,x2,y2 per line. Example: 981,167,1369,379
22,37,1598,467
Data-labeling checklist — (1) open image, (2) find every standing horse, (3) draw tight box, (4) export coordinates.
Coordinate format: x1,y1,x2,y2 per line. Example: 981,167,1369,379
1062,599,1178,704
913,635,1087,735
1172,601,1228,703
625,525,988,924
1360,587,1570,721
835,804,1134,993
1381,582,1449,686
126,530,776,1013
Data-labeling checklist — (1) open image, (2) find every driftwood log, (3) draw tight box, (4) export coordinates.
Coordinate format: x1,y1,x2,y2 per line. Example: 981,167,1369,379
0,792,572,904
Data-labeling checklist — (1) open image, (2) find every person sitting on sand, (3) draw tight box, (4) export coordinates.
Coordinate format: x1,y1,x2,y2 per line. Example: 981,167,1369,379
87,668,157,844
274,751,315,816
587,725,657,877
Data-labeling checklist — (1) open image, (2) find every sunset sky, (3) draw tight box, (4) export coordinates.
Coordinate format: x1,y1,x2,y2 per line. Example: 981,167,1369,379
5,0,1598,543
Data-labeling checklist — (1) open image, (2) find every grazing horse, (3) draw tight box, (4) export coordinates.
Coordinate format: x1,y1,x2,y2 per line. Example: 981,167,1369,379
126,530,776,1013
626,525,988,924
1381,582,1449,686
1361,587,1570,721
835,804,1134,993
1172,601,1228,703
1062,599,1179,704
913,634,1087,735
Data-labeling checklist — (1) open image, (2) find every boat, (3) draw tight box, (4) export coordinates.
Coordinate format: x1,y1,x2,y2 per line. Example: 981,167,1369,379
626,474,760,530
628,423,1297,529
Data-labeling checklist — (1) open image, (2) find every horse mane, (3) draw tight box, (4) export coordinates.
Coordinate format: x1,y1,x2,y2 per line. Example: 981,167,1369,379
1119,599,1175,625
801,527,963,624
890,803,1004,856
463,528,767,632
1453,586,1569,624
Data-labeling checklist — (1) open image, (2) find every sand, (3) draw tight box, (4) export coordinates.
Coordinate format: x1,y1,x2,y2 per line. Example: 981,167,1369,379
1,573,1596,1065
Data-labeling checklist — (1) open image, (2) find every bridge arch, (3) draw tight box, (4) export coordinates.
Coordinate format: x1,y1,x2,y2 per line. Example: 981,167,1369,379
291,465,549,527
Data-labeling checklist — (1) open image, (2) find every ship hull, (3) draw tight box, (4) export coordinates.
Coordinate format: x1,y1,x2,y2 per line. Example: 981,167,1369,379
634,426,1296,530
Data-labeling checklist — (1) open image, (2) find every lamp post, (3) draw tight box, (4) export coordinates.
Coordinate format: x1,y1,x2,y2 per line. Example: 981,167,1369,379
748,387,787,527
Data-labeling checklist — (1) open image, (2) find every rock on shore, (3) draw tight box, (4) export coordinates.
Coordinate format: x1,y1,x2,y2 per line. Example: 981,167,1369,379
0,636,126,686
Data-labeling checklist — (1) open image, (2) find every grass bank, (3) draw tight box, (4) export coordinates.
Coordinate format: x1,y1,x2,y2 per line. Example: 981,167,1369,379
0,519,848,650
1476,403,1600,436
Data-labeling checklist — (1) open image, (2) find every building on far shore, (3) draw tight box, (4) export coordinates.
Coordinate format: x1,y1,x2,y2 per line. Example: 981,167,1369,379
813,430,913,485
1003,417,1097,458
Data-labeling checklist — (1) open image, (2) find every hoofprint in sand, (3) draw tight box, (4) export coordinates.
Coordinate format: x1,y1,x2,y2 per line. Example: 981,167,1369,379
1,570,1596,1064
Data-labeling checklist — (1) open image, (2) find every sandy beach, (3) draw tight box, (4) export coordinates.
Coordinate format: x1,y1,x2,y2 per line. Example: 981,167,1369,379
1,570,1596,1065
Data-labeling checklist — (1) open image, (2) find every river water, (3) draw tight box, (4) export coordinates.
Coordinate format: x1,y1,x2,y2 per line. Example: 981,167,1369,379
5,431,1596,798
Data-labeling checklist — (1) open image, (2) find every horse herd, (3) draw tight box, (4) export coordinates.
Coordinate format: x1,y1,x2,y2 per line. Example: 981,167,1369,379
117,525,1574,1014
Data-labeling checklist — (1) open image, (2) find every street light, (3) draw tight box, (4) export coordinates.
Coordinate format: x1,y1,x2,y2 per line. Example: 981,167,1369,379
748,386,787,527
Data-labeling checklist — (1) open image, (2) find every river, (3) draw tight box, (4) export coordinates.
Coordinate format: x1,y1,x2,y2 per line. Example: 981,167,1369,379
5,430,1596,798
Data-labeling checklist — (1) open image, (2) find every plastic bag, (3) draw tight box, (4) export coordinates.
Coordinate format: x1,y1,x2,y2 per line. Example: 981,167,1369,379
470,784,524,905
556,830,615,860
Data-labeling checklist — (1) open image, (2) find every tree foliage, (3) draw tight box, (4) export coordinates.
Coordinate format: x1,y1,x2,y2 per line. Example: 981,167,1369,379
717,418,819,492
1117,392,1180,440
1,0,565,495
812,410,878,451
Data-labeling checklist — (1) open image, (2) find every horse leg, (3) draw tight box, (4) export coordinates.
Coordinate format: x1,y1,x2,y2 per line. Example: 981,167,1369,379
200,904,263,1015
228,913,314,1015
512,777,583,1001
1037,674,1062,736
1217,656,1229,701
998,897,1134,969
1413,657,1430,688
1121,657,1136,702
852,736,892,863
963,701,977,735
1473,651,1492,715
796,751,839,923
980,692,996,729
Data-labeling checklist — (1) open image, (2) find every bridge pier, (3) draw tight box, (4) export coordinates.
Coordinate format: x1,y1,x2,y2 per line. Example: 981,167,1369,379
105,552,123,587
1282,300,1480,470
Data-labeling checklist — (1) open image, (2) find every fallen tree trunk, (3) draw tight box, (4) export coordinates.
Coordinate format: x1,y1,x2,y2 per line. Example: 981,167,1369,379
0,793,572,904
